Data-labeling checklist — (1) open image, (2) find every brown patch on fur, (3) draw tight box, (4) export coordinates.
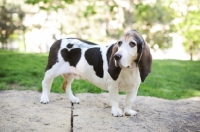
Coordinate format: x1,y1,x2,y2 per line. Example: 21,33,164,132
123,34,134,42
131,54,138,67
138,44,152,82
62,74,68,92
124,30,143,43
125,30,140,37
110,44,118,62
112,44,118,55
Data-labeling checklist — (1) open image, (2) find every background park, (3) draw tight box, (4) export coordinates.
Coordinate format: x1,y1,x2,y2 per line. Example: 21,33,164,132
0,0,200,100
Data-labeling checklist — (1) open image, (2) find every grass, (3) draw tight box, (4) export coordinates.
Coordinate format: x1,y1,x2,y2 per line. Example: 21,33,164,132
0,49,200,100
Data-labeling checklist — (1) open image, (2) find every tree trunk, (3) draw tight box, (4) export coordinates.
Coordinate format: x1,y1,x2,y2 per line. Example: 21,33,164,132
23,28,26,52
189,39,193,60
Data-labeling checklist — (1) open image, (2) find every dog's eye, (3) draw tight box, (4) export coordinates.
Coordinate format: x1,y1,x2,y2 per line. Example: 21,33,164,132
118,41,122,47
129,42,136,48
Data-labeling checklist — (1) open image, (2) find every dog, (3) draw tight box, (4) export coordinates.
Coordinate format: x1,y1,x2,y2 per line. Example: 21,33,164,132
40,30,152,117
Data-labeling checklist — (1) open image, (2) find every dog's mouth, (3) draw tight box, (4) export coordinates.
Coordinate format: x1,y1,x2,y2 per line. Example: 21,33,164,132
115,60,132,69
115,60,134,69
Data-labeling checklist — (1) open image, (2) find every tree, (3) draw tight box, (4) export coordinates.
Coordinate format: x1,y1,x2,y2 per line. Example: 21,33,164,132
25,0,74,11
173,0,200,60
24,0,176,49
0,0,25,49
131,0,176,49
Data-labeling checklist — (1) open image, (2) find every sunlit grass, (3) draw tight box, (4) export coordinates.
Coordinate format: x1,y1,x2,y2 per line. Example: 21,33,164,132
0,49,200,100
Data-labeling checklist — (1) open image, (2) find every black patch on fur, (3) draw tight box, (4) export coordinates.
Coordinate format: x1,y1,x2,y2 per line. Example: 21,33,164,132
68,38,97,45
67,43,73,48
107,44,121,80
45,40,61,71
61,48,81,67
85,48,104,78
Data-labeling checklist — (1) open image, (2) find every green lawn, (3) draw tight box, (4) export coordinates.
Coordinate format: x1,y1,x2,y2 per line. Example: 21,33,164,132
0,49,200,100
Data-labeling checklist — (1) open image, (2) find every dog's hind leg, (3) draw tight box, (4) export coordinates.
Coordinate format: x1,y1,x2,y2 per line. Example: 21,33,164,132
62,74,80,104
40,62,68,104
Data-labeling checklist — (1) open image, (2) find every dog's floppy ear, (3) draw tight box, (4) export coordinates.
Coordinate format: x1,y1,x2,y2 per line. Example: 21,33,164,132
138,43,152,82
107,44,121,80
129,30,152,82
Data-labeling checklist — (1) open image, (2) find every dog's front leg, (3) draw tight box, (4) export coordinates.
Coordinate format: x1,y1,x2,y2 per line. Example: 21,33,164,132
108,86,123,117
124,85,139,116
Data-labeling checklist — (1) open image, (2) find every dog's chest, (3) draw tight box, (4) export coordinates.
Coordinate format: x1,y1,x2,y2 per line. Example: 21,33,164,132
117,68,141,91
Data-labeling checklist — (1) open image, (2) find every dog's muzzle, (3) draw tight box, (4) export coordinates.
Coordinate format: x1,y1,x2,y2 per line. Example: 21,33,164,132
114,54,132,68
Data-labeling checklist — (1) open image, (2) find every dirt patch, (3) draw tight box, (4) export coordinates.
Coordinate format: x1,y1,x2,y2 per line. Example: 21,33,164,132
74,93,200,132
0,90,200,132
0,90,71,132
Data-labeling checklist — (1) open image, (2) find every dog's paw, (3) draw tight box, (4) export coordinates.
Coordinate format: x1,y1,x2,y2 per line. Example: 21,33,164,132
40,94,49,104
111,108,123,117
70,97,80,104
124,110,137,116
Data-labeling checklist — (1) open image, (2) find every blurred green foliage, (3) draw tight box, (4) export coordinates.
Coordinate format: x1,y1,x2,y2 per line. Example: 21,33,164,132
0,0,25,46
175,0,200,60
0,0,200,59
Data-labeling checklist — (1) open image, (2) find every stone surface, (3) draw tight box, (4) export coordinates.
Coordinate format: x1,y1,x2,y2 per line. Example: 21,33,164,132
1,90,200,132
0,90,71,132
73,93,200,132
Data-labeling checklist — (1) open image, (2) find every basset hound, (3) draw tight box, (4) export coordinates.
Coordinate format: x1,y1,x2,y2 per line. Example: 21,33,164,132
40,30,152,117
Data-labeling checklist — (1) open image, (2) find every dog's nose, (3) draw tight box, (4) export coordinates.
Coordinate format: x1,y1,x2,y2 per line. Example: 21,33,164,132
114,54,122,61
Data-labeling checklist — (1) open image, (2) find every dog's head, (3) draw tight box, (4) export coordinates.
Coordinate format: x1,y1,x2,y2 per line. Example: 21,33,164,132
108,30,152,82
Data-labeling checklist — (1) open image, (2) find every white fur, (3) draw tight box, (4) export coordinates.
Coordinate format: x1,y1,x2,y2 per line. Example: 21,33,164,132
40,38,142,117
